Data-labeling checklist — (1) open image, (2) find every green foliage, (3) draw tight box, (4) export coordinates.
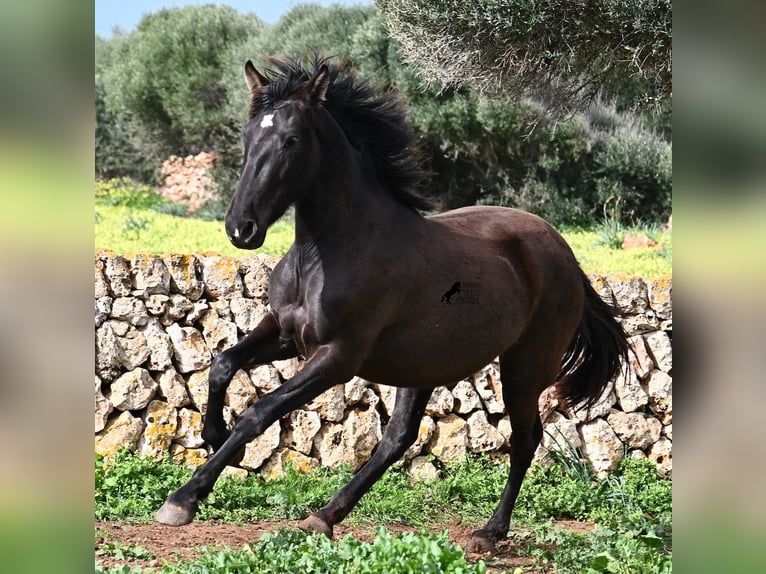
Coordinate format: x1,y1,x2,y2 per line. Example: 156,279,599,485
95,178,165,210
94,203,295,258
95,3,671,226
97,528,487,574
378,0,672,116
95,540,154,561
95,450,191,521
96,5,264,182
95,451,670,572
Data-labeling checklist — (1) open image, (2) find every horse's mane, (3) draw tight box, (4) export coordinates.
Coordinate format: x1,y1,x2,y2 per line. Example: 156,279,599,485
251,56,434,212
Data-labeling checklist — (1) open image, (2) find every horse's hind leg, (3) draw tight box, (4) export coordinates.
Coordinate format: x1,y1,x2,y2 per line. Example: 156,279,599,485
298,387,433,538
203,313,296,450
470,349,560,552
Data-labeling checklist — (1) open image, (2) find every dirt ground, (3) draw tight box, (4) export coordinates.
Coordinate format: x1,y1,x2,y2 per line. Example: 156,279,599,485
95,519,595,572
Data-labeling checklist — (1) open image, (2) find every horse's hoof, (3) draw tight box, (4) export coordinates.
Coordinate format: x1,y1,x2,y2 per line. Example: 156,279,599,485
298,514,333,538
469,530,497,553
155,501,195,526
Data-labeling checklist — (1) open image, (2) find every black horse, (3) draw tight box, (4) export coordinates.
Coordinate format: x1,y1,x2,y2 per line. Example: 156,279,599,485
156,57,628,552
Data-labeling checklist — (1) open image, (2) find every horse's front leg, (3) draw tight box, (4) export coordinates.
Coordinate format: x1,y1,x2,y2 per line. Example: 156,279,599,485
298,386,433,538
156,343,357,526
202,312,295,450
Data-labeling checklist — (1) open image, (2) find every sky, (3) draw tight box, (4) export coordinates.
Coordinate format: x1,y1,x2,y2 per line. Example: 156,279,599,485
95,0,371,37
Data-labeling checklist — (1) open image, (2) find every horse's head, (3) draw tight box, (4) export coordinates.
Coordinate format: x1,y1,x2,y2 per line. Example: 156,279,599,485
225,60,330,249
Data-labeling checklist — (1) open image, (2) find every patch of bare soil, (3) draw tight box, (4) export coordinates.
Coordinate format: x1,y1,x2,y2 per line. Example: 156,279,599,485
95,519,595,572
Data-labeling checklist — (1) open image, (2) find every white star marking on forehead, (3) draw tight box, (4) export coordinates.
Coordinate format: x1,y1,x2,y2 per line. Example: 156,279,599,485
260,113,274,128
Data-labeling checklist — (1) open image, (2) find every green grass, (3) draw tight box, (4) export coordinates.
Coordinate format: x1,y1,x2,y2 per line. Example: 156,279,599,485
94,179,671,276
95,451,671,573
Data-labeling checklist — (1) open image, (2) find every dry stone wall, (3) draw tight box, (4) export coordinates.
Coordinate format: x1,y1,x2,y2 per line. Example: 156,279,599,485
95,251,672,479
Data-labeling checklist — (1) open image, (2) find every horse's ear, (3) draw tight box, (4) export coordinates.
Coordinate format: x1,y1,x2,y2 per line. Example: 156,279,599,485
300,64,330,103
244,60,269,96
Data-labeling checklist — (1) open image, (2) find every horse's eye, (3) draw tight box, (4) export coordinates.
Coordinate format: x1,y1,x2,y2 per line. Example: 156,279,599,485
283,136,299,149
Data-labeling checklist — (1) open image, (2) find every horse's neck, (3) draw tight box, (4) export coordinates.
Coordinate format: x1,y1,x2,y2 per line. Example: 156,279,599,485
293,170,419,260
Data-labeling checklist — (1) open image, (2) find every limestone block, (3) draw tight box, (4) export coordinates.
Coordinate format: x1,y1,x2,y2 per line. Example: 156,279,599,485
343,407,382,470
249,365,281,394
95,411,144,457
647,276,672,320
607,275,649,315
209,299,233,321
429,414,468,462
139,318,174,371
580,418,624,478
403,415,436,460
162,294,194,325
312,408,382,470
95,256,110,298
131,254,171,296
167,323,211,373
229,297,266,334
273,357,301,380
145,294,169,316
186,368,209,415
199,310,238,356
95,376,112,433
261,448,319,480
473,365,505,414
408,456,440,481
174,407,204,448
222,465,249,480
451,380,482,414
163,254,204,300
662,423,672,441
538,386,560,423
96,321,122,381
109,297,149,327
371,383,396,417
466,411,505,452
534,411,580,466
104,254,132,297
568,380,616,423
648,437,672,477
117,325,151,370
306,385,346,422
494,415,512,447
170,444,208,468
281,409,322,455
644,331,673,373
108,368,158,411
185,301,210,325
225,370,258,417
241,421,282,471
201,256,243,299
627,335,655,380
607,410,662,450
95,296,111,328
313,422,345,467
646,370,672,424
157,368,191,408
614,368,649,413
240,255,272,300
425,386,454,417
619,312,661,337
344,377,367,405
138,400,178,458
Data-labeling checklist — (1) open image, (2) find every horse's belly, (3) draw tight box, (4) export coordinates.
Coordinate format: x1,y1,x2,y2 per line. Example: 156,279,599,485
357,317,514,388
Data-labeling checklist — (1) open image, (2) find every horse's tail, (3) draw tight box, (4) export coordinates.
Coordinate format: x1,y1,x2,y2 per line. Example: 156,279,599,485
556,272,629,411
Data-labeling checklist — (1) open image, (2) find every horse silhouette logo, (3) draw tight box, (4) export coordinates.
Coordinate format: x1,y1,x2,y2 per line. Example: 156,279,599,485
441,282,461,304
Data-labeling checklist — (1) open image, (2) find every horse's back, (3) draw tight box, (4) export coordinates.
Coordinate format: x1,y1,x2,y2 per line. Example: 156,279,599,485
428,206,579,274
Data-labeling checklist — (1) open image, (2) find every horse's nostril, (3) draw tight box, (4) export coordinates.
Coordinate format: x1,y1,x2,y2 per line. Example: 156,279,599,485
239,220,257,242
